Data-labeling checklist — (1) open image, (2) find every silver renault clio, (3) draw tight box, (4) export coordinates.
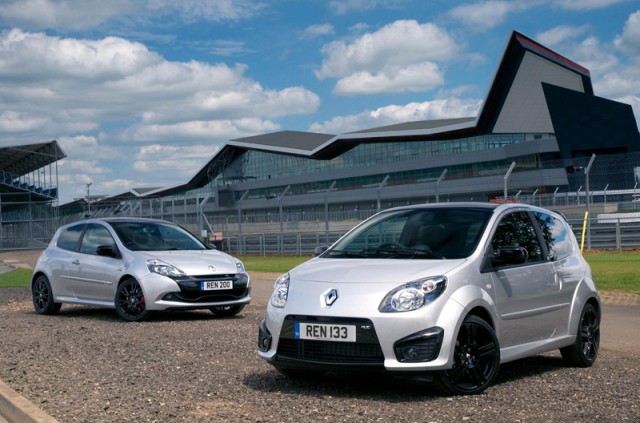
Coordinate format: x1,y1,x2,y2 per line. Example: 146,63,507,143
32,218,250,321
258,203,600,395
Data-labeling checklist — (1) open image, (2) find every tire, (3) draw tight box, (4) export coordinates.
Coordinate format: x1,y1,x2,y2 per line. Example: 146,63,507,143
209,304,245,317
560,302,600,367
115,278,152,322
437,315,500,395
31,275,62,315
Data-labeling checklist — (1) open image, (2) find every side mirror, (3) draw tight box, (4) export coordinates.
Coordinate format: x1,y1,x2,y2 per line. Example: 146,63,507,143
96,245,119,258
491,246,528,266
314,246,329,256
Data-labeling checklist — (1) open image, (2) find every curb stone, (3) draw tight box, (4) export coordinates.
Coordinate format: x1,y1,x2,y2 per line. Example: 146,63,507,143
0,379,60,423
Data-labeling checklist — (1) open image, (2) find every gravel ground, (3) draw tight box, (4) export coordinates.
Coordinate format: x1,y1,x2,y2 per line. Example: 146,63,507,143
1,283,639,423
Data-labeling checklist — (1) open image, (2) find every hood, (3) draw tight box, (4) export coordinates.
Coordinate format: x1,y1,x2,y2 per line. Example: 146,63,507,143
289,257,466,283
140,250,239,275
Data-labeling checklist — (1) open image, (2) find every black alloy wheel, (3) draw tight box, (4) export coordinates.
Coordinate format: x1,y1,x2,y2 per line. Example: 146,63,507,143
438,315,500,395
32,275,62,315
115,278,152,322
209,304,245,317
560,302,600,367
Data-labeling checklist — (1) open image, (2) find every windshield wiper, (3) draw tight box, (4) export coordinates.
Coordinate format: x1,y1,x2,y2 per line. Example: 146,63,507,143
326,249,368,258
360,247,440,259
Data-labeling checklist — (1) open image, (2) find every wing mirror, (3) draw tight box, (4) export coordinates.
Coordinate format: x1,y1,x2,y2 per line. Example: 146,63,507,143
491,246,528,266
314,245,328,256
96,245,120,258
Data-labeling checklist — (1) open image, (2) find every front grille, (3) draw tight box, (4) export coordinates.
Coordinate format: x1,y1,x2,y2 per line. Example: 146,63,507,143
277,339,384,364
276,316,384,365
167,273,249,303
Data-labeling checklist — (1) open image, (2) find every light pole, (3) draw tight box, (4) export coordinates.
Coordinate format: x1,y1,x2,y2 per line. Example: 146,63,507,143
435,169,447,203
86,182,92,214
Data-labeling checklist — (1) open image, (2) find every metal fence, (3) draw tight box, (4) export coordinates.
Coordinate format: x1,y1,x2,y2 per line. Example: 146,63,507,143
4,151,640,254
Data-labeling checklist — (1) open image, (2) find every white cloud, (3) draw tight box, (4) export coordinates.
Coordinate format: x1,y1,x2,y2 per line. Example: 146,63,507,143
614,10,640,55
119,118,280,143
536,25,591,46
334,62,444,95
309,98,482,134
0,29,319,135
0,0,266,31
303,24,335,39
551,0,626,11
0,0,132,31
317,20,458,79
316,20,459,95
328,0,397,15
448,1,537,31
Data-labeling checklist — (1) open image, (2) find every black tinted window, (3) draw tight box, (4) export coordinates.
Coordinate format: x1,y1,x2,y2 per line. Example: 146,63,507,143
491,212,543,263
56,224,85,251
533,212,573,261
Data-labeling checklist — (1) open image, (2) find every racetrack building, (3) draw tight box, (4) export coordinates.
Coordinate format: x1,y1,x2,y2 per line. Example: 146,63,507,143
66,30,640,248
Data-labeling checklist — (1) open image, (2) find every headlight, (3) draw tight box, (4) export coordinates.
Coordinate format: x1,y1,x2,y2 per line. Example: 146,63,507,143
235,260,246,273
379,276,447,313
146,259,185,278
270,273,290,308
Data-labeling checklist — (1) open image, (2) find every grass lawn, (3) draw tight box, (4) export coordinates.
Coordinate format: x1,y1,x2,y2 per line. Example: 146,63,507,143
0,252,637,293
0,269,33,288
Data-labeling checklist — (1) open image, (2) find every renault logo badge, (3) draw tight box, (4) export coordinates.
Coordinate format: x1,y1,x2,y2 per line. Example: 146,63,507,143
324,289,338,306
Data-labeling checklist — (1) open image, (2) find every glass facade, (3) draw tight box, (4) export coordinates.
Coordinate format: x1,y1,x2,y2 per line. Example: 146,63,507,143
231,133,529,183
202,133,552,201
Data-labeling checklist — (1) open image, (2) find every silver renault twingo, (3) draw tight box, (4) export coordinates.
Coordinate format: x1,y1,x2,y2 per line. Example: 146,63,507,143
258,203,600,395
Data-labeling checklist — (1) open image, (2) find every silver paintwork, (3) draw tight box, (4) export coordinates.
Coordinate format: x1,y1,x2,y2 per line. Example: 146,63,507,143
258,202,599,372
33,218,250,312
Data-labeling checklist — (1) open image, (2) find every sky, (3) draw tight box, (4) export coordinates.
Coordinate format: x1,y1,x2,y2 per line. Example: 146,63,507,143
1,0,640,205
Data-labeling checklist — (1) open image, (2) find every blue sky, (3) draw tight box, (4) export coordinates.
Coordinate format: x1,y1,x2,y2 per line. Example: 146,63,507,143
0,0,639,204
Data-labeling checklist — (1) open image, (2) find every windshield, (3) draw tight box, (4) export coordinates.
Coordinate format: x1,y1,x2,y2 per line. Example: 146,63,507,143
108,221,206,251
325,207,493,259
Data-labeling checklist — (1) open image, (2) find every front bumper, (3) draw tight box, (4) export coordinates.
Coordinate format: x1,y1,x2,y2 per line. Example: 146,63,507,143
258,307,456,373
141,272,251,311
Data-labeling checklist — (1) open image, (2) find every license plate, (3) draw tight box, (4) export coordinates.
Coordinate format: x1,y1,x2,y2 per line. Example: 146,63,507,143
200,280,233,291
294,323,356,342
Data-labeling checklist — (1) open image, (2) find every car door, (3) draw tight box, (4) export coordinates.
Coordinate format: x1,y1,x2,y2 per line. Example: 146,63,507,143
488,211,560,348
68,223,123,302
532,211,581,336
48,223,86,298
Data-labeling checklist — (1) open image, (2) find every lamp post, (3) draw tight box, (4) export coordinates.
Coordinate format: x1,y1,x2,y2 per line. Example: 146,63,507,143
435,169,447,203
503,162,516,202
86,182,92,214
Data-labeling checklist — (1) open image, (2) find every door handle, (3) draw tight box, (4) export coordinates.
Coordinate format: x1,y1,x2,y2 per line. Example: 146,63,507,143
71,259,80,265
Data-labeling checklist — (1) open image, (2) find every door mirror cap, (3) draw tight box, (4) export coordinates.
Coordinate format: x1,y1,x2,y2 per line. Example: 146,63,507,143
492,246,528,266
96,245,120,258
314,246,328,256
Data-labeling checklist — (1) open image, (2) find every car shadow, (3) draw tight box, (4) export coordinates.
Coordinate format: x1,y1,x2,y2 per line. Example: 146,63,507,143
30,306,244,322
244,353,570,399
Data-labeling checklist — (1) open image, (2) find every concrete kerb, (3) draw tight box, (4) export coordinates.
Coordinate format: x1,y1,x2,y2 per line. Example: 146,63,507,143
0,379,60,423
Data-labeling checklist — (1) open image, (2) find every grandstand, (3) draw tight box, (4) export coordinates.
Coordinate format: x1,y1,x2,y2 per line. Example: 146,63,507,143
0,141,65,249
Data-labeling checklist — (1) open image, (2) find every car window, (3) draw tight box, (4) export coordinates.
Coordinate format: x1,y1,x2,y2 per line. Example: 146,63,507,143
491,212,543,263
533,211,574,261
56,224,85,251
108,221,206,251
80,224,117,256
327,208,493,259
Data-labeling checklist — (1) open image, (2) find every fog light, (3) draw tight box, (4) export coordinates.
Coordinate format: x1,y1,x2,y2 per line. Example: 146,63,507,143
258,320,272,352
394,327,444,363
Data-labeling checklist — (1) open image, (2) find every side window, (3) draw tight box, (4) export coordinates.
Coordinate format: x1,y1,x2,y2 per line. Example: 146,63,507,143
533,211,573,261
56,224,85,251
491,212,543,263
80,224,117,256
